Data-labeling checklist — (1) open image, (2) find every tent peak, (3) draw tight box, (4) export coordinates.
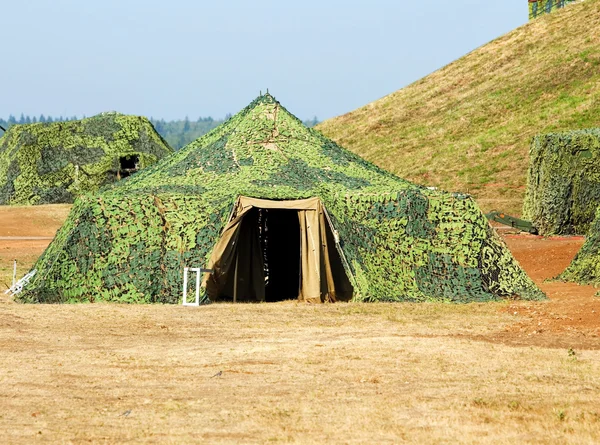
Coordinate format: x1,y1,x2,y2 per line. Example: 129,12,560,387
251,91,278,107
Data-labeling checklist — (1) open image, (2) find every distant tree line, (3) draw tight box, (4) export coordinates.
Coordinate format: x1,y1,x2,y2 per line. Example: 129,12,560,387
0,114,320,150
149,116,225,150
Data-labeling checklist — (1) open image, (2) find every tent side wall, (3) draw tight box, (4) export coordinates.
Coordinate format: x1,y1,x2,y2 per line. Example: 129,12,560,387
326,189,545,302
523,131,600,236
559,206,600,285
20,193,234,303
0,129,23,204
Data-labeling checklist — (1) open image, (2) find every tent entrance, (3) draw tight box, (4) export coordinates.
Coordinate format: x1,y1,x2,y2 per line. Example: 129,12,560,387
218,207,302,302
260,209,301,302
204,196,353,303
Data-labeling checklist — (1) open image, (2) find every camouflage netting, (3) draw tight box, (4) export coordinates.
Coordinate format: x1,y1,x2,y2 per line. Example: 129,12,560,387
0,113,173,205
523,130,600,236
559,206,600,286
20,94,545,303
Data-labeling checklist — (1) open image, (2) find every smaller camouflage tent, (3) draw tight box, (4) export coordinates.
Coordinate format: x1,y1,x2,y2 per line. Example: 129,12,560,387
523,130,600,236
21,94,544,304
559,205,600,286
0,113,172,205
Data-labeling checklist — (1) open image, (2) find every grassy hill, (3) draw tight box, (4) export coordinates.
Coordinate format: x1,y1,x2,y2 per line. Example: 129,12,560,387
317,0,600,215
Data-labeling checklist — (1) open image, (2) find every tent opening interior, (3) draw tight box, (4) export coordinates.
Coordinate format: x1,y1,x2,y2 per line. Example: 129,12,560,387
119,155,139,178
210,198,354,303
219,208,301,302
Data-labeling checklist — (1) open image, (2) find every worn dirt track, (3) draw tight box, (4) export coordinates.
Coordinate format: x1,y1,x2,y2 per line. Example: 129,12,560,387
0,204,71,238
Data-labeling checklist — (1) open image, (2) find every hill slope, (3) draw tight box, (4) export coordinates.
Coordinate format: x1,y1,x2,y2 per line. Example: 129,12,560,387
317,0,600,214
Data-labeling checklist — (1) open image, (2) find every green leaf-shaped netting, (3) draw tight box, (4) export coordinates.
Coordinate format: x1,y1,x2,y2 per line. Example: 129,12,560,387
523,130,600,236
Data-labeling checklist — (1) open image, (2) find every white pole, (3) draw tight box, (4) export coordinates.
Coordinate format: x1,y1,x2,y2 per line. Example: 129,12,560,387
12,260,17,287
233,253,239,303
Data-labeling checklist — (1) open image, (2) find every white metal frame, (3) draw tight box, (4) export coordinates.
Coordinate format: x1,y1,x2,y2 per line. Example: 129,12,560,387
4,269,37,296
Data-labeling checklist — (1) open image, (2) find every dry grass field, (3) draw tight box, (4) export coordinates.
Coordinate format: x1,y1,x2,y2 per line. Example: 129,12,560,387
1,206,600,444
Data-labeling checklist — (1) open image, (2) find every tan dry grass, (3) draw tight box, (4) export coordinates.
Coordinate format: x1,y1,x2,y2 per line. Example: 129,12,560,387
317,0,600,214
1,303,599,444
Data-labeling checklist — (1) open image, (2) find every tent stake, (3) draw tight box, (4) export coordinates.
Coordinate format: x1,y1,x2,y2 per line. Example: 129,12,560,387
12,259,17,287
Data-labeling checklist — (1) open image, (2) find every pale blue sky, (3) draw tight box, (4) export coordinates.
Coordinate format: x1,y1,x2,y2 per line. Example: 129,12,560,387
2,1,526,121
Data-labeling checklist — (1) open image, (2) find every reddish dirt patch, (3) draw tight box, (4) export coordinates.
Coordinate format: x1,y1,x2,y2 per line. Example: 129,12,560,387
483,234,600,350
503,234,587,281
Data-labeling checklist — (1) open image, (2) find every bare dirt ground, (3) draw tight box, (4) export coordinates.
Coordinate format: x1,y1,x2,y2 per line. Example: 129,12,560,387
0,206,599,444
481,234,600,350
0,204,72,238
0,205,71,290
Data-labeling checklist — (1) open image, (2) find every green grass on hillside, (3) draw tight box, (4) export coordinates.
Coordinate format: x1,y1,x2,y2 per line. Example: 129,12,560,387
317,0,600,215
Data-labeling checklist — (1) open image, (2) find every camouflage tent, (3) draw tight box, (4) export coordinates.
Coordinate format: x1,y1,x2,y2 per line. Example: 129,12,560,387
21,94,544,304
0,113,173,205
523,130,600,236
559,205,600,286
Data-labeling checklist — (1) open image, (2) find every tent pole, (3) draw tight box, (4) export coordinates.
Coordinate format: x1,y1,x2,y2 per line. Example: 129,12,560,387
233,251,239,303
322,205,358,291
298,213,303,299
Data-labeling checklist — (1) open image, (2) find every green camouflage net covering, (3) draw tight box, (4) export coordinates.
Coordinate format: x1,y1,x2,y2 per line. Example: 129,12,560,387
20,94,545,303
0,113,173,205
523,130,600,236
559,205,600,285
